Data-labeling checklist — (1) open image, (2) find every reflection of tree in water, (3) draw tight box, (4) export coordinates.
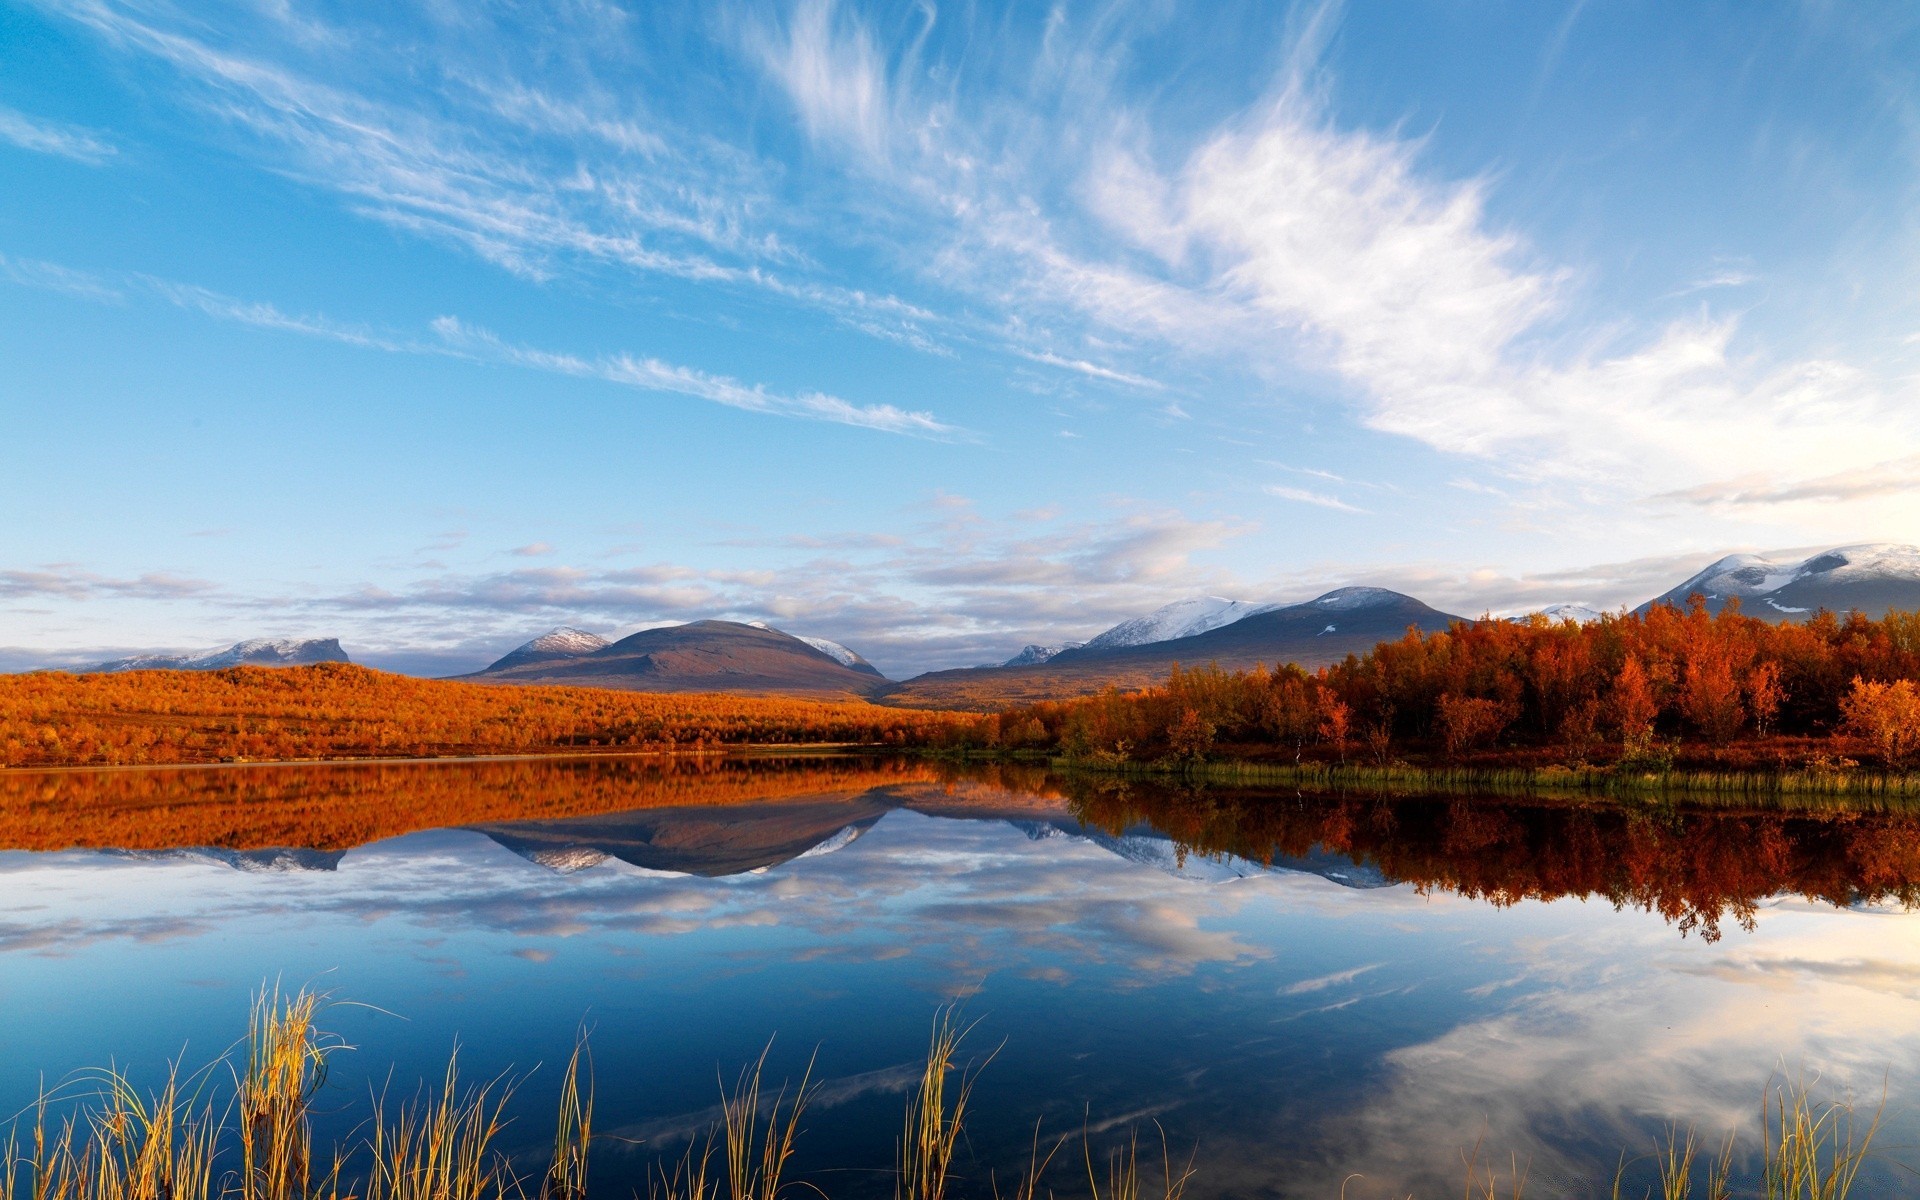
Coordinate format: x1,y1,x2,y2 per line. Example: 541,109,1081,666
1063,778,1920,941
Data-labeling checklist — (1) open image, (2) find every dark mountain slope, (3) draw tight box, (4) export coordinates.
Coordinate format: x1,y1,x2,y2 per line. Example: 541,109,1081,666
462,619,888,697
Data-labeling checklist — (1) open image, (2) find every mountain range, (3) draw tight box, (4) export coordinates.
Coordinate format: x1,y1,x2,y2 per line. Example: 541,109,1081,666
50,542,1920,702
1637,543,1920,620
86,638,349,673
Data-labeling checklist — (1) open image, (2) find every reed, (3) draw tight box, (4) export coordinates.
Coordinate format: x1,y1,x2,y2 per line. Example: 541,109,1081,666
1083,1126,1193,1200
17,1070,221,1200
237,987,346,1200
1760,1079,1881,1200
6,999,1908,1200
361,1055,518,1200
717,1045,815,1200
543,1038,593,1200
897,1009,992,1200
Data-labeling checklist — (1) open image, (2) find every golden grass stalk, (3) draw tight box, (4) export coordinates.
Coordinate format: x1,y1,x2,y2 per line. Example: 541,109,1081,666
1761,1079,1883,1200
1457,1135,1527,1200
897,1009,994,1200
649,1138,717,1200
717,1044,816,1200
542,1037,594,1200
1083,1125,1193,1200
990,1120,1067,1200
4,1067,220,1200
362,1054,518,1200
238,987,344,1200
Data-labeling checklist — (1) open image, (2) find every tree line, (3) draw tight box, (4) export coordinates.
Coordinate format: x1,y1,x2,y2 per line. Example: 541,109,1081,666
952,599,1920,769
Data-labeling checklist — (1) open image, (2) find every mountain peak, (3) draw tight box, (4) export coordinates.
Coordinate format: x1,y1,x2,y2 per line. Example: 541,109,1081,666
486,627,611,673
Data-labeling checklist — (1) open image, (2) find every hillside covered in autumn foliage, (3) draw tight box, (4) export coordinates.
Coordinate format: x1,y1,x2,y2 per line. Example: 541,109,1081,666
0,662,969,768
950,600,1920,773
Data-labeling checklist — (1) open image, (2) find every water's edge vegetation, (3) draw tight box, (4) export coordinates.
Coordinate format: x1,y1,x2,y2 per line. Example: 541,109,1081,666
2,991,1887,1200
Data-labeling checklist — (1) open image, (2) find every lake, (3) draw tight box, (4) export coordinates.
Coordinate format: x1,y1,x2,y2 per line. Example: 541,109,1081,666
3,756,1918,1198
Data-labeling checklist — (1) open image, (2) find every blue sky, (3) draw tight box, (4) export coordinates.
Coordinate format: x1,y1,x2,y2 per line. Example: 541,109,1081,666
4,0,1920,676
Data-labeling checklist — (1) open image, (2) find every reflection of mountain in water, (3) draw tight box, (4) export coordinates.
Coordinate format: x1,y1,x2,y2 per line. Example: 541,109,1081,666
61,764,1920,940
473,798,1388,886
109,847,347,872
1008,820,1390,888
472,796,894,878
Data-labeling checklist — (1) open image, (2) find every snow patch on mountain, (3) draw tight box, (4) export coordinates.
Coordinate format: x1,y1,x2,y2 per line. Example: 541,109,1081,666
741,622,881,676
1083,597,1276,650
796,635,861,667
795,823,868,859
1003,643,1083,667
89,638,348,673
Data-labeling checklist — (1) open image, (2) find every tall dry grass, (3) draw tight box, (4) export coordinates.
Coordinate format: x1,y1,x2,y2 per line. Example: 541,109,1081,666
7,997,1907,1200
897,1009,994,1200
1,989,593,1200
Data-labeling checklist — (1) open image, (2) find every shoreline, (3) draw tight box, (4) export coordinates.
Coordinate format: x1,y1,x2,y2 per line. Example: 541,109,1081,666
13,744,1920,811
0,742,889,777
1038,754,1920,806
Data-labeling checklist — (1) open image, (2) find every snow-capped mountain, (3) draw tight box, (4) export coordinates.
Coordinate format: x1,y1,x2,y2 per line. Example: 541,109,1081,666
1641,543,1920,620
88,638,349,673
1081,596,1276,651
486,627,611,672
1002,643,1083,667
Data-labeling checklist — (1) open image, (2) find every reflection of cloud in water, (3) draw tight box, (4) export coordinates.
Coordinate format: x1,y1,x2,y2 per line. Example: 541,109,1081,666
1281,906,1920,1198
11,798,1920,1200
0,814,1280,989
600,1061,923,1153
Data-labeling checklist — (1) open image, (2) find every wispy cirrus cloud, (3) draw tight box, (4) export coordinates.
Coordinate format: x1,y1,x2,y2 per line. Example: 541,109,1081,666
743,0,1920,516
429,317,960,438
43,0,948,351
0,105,116,163
1263,485,1365,514
0,254,957,438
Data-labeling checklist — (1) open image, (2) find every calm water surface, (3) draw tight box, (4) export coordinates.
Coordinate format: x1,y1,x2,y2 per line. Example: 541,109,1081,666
3,757,1919,1198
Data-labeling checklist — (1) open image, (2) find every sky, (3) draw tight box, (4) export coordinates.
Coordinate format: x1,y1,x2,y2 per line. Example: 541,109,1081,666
4,0,1920,677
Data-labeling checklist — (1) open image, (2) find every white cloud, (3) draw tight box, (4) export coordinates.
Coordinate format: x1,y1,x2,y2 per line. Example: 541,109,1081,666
0,254,955,439
429,317,958,438
0,105,116,163
742,3,1920,521
1263,485,1365,514
47,0,942,349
